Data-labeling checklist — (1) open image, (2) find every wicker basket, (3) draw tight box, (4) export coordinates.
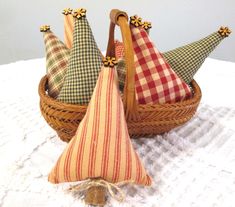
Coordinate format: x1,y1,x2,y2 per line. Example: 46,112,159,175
38,9,202,142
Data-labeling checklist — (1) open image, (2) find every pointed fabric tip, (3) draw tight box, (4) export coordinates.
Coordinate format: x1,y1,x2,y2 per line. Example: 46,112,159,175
130,24,192,104
62,8,73,15
42,31,70,98
73,8,87,19
218,26,232,37
63,9,74,49
103,56,118,67
130,15,143,27
58,13,102,104
49,66,152,186
40,25,50,32
163,28,230,84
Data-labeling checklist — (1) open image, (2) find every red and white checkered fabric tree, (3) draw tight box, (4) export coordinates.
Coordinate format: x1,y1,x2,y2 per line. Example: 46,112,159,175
130,18,192,104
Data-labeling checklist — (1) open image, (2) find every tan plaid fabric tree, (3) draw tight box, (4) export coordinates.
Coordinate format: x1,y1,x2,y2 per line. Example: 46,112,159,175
41,26,70,98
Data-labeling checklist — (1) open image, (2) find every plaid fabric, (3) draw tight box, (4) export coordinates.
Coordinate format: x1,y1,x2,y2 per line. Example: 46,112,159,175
116,58,126,91
58,16,102,104
64,14,74,49
49,66,152,186
163,32,226,84
131,25,192,104
43,31,70,98
114,40,126,91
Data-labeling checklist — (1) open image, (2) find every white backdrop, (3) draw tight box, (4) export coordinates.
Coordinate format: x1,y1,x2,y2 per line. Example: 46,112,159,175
0,0,234,65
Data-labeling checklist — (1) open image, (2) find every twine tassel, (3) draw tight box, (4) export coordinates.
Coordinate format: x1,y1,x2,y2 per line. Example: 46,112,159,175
68,179,130,202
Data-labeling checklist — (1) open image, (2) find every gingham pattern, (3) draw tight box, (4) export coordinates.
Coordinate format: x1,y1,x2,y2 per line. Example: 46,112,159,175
115,40,125,58
49,66,152,186
43,31,70,98
58,16,102,104
131,25,192,104
64,14,74,49
163,32,226,84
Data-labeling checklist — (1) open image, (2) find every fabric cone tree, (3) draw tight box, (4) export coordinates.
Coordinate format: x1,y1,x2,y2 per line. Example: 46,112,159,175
163,26,232,84
129,16,192,104
62,8,74,49
40,25,70,98
58,8,103,104
114,21,151,59
48,58,152,205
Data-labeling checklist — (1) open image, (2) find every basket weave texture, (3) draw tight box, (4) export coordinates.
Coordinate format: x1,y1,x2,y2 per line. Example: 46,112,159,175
38,9,202,142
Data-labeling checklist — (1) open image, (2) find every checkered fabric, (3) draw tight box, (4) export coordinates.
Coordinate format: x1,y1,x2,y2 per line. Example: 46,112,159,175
163,32,227,84
58,16,102,104
49,66,152,186
131,25,192,104
64,13,74,49
115,40,125,59
43,31,70,98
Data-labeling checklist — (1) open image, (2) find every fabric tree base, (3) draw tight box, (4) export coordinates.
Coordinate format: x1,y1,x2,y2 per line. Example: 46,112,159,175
85,186,106,206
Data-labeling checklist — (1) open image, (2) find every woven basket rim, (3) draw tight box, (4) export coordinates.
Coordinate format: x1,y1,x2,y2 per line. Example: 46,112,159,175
39,75,202,110
39,74,201,141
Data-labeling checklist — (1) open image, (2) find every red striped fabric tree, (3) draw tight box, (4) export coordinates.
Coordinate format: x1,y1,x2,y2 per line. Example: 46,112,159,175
48,63,151,205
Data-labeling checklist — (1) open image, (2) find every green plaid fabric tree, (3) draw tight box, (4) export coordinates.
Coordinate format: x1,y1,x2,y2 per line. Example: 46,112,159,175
41,26,70,98
58,9,102,104
163,27,231,84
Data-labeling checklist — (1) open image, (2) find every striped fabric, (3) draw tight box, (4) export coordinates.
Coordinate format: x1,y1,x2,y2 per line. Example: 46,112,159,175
163,31,229,84
131,25,192,104
43,31,70,98
48,66,152,186
63,13,74,49
58,14,102,104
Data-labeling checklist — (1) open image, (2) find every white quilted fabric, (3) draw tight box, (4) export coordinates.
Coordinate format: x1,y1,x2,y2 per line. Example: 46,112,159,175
0,58,235,207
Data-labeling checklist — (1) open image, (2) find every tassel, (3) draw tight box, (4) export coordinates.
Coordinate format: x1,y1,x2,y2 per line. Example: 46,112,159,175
68,178,133,202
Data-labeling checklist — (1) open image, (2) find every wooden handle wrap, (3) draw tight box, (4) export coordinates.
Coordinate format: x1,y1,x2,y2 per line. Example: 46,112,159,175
106,10,138,120
110,9,128,25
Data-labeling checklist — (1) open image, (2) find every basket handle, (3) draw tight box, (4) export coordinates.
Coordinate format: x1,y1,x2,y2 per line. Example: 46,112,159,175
106,9,138,120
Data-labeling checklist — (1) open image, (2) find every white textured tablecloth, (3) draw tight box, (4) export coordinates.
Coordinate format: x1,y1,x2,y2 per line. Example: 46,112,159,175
0,58,235,207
